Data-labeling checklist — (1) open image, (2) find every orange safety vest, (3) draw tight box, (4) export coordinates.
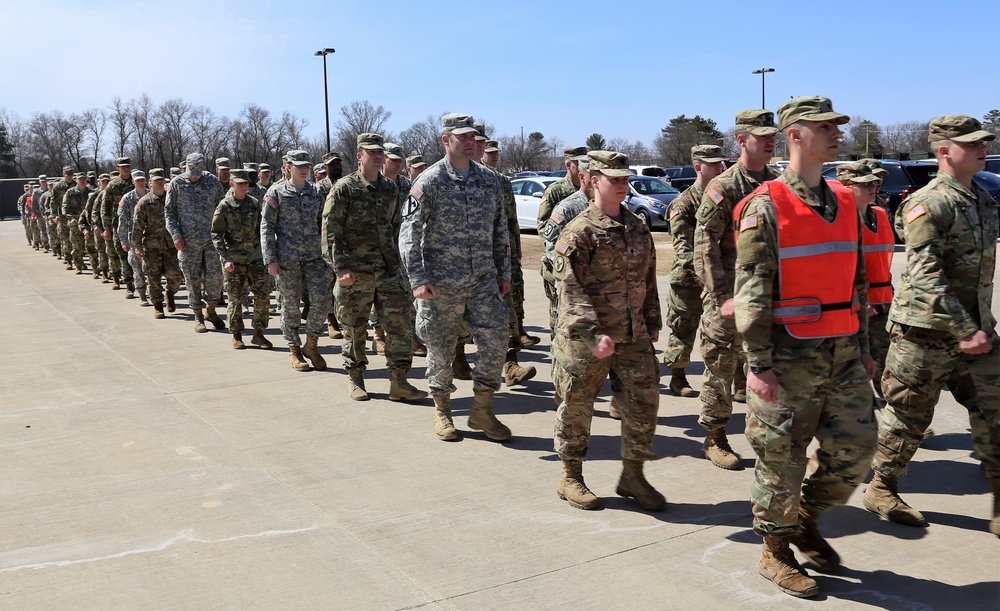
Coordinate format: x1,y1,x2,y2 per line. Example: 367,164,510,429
862,205,894,305
734,180,860,339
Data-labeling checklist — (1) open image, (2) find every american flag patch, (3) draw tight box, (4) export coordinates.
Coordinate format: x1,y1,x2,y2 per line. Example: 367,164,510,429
411,186,423,200
267,198,278,209
213,209,221,216
551,212,564,224
905,204,926,223
669,208,680,219
555,240,569,254
740,215,758,231
707,188,723,204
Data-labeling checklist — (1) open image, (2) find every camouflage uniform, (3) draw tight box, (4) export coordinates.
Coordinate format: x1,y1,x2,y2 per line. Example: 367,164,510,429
735,168,876,537
694,160,779,431
132,190,182,308
538,173,581,330
31,184,49,249
17,191,31,243
42,190,59,254
211,192,270,334
101,176,135,286
62,183,92,271
552,202,661,461
82,186,108,277
399,157,511,397
118,188,148,292
663,183,705,369
324,170,413,372
51,175,74,264
261,179,332,346
497,170,526,342
164,171,225,312
542,189,590,263
872,171,1000,482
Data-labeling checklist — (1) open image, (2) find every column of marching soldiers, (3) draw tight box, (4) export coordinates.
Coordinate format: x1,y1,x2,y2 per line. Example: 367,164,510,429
12,105,1000,600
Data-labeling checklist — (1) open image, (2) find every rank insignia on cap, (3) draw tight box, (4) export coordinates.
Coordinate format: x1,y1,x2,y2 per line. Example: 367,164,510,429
707,188,723,204
740,215,758,231
905,204,926,223
669,208,680,219
551,212,564,224
410,186,423,200
555,240,570,254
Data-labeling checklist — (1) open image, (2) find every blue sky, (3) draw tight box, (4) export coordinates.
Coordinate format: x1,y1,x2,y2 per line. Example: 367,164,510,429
2,0,997,148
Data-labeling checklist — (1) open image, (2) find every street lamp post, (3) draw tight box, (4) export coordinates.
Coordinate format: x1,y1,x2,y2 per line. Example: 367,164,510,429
314,48,336,152
752,67,775,109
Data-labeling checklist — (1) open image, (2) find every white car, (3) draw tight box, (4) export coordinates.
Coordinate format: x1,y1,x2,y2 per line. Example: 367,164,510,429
511,176,559,230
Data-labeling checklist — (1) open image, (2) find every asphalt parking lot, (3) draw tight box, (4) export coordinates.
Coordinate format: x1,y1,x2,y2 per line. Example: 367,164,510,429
1,222,997,610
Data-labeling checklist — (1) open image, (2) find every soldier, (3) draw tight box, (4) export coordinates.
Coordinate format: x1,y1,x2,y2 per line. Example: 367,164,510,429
51,166,76,269
693,109,780,471
313,164,327,183
211,168,272,350
61,172,92,274
258,163,272,189
18,184,32,245
262,149,332,371
132,169,183,320
734,96,876,598
663,145,728,397
324,134,426,401
86,170,97,189
314,152,345,341
538,146,588,332
864,116,1000,537
118,170,151,306
836,162,894,399
551,150,664,512
165,152,227,333
399,113,512,442
100,158,135,292
27,182,41,249
482,138,537,386
406,155,427,182
215,157,231,191
81,173,111,280
32,176,50,252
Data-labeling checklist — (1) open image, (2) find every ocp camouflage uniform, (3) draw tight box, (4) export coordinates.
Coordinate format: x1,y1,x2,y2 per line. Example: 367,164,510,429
102,177,135,286
497,170,526,342
31,185,50,249
694,161,779,431
81,187,108,278
41,191,60,255
324,171,413,372
735,168,876,537
118,189,147,292
538,175,578,330
663,183,705,369
261,180,332,346
62,184,92,271
211,193,270,333
165,172,225,313
51,176,74,265
552,202,661,461
17,193,31,243
872,172,1000,483
132,191,182,308
399,158,510,396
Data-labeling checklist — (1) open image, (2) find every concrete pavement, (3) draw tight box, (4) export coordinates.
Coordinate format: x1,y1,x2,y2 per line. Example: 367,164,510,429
0,222,996,610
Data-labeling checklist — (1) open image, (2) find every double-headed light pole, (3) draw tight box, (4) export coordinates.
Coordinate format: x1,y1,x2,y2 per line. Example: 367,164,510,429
752,67,775,109
315,48,336,151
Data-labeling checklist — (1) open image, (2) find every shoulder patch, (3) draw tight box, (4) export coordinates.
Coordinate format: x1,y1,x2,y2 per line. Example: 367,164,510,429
707,188,723,204
410,186,423,200
669,208,680,219
739,215,758,232
267,197,279,209
905,204,926,223
118,200,125,207
551,212,565,225
554,255,566,274
213,209,222,216
554,240,570,255
402,195,420,219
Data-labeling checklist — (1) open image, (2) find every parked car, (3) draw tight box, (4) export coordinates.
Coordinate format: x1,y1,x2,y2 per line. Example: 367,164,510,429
548,169,568,178
662,165,697,191
511,176,559,230
625,176,679,229
629,165,668,178
985,154,1000,175
512,171,542,178
973,170,1000,206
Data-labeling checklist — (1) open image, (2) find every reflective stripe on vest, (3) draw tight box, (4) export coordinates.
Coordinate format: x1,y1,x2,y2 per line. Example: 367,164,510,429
733,179,860,339
861,205,895,305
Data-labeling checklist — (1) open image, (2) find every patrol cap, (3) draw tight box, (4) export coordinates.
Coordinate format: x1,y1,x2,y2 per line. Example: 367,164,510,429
169,166,181,176
406,155,427,168
179,161,187,169
312,164,326,175
23,183,30,190
116,156,132,166
111,170,120,177
484,140,500,153
98,173,111,180
38,174,48,181
927,115,996,143
384,142,404,159
859,158,888,177
691,144,726,164
286,150,312,166
577,157,590,172
215,157,231,169
148,168,166,179
28,182,37,187
230,168,249,183
259,163,271,172
86,170,96,178
356,133,385,151
185,152,207,171
441,113,477,135
62,165,74,175
243,162,260,172
735,110,779,136
564,146,588,160
321,152,341,165
587,150,631,177
131,169,146,180
836,161,880,185
777,96,850,131
473,121,488,141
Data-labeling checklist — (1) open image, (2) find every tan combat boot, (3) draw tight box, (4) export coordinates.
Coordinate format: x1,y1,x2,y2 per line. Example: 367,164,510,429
733,366,748,403
433,395,458,441
206,305,225,330
302,335,326,370
788,506,840,570
166,291,177,312
609,388,627,420
557,460,599,510
289,345,311,372
669,368,697,398
453,340,472,380
388,370,428,402
616,459,665,511
863,472,927,527
467,389,511,441
704,428,743,470
138,288,150,307
758,536,819,598
371,325,387,355
153,303,165,319
251,329,272,349
232,332,245,350
193,310,207,333
989,477,1000,537
518,322,541,347
503,350,536,386
327,313,343,339
348,368,369,401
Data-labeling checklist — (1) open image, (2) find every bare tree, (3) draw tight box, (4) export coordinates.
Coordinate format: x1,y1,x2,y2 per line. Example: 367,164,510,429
107,96,134,158
189,105,232,166
0,107,30,176
399,114,446,165
333,101,393,172
80,108,107,172
127,94,156,169
497,131,549,173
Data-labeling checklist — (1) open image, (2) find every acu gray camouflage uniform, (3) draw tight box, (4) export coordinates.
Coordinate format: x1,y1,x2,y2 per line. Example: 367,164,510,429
118,188,148,292
164,171,225,313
